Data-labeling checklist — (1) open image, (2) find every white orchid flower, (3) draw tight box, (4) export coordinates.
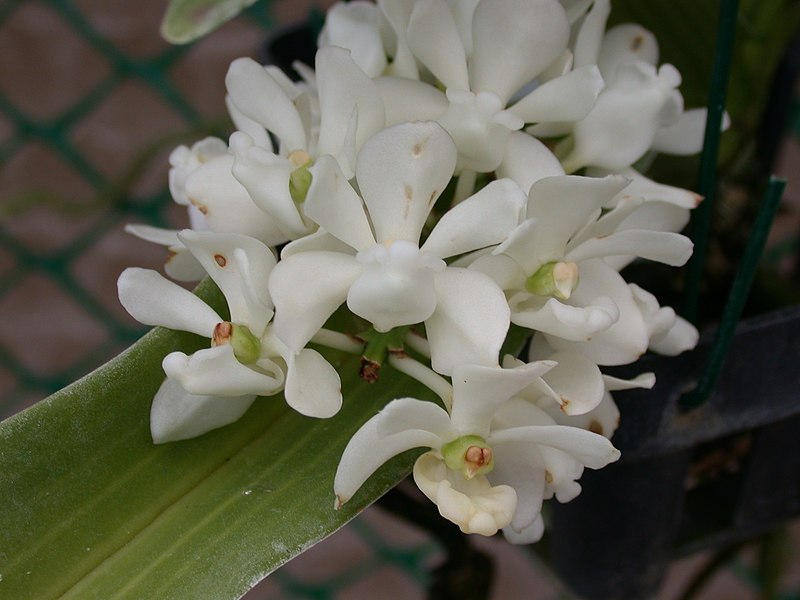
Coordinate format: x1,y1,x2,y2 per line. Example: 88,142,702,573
118,230,342,443
334,361,620,542
469,174,693,364
269,121,525,375
124,137,223,281
629,284,699,355
536,365,658,442
555,1,728,171
225,46,385,240
370,0,603,175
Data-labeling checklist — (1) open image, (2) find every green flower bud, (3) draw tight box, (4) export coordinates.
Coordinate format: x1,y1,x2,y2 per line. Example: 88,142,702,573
441,435,494,479
212,322,261,365
525,261,579,300
288,150,313,203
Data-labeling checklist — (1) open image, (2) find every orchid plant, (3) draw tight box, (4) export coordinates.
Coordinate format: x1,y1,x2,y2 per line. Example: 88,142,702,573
3,0,735,597
120,0,706,543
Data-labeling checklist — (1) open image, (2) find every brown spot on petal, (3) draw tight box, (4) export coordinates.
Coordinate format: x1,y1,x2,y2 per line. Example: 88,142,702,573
404,183,413,201
190,197,208,215
559,395,571,412
429,189,437,207
214,254,227,267
631,34,644,51
412,137,429,158
545,470,553,484
588,420,604,435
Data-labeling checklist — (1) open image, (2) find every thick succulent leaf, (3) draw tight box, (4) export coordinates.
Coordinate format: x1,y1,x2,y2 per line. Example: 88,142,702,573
0,280,435,600
161,0,258,44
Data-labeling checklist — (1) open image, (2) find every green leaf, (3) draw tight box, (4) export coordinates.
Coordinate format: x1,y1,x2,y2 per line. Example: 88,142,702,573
161,0,259,44
0,280,436,599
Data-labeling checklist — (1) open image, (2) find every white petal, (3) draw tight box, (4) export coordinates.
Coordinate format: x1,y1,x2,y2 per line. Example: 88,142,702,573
469,0,569,103
544,261,648,365
229,133,307,240
165,247,207,282
508,65,604,123
650,315,698,355
652,108,730,155
468,253,527,291
356,121,456,244
490,424,620,469
284,348,342,418
445,0,480,55
125,223,180,247
503,514,545,544
597,24,659,77
571,0,610,68
547,390,621,439
225,58,307,152
490,442,545,535
305,156,376,252
320,1,388,78
150,377,256,444
538,445,584,501
449,361,556,438
407,0,469,90
179,230,276,333
527,174,629,226
375,397,453,439
280,230,357,259
539,350,604,415
125,224,207,282
600,167,702,210
164,345,284,397
269,251,362,352
426,268,510,375
375,76,448,125
512,294,619,341
422,179,526,259
315,46,385,161
185,153,289,246
566,229,693,266
225,95,271,150
563,62,676,171
118,268,219,337
603,372,655,391
496,131,565,193
377,0,419,78
347,242,444,332
413,452,517,535
334,412,442,506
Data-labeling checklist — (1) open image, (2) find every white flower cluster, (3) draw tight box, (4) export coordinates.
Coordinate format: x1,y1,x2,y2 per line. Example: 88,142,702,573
119,0,708,543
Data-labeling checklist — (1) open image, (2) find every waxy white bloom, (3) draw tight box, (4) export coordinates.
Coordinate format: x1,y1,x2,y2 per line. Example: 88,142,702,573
370,0,604,174
334,361,620,541
269,121,525,374
125,137,223,282
555,0,727,172
225,46,385,240
118,230,342,443
470,174,693,365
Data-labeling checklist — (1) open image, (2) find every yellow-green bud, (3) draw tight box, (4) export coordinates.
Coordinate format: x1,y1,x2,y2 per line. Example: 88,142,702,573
441,435,494,479
212,322,261,365
525,261,579,300
288,150,313,203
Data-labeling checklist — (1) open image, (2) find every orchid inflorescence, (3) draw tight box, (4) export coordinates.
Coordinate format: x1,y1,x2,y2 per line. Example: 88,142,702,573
118,0,711,543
